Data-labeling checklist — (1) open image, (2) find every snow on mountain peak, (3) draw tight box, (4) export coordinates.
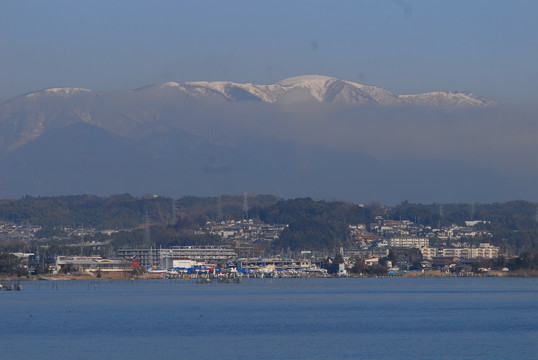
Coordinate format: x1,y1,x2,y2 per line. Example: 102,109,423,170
26,87,93,98
127,76,497,107
276,75,337,87
160,82,182,88
274,75,348,102
400,91,496,107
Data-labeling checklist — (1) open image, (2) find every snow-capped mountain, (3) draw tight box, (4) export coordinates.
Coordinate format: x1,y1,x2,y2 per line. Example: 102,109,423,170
398,91,495,107
25,87,95,97
1,76,534,203
136,75,496,106
0,75,497,154
5,75,496,107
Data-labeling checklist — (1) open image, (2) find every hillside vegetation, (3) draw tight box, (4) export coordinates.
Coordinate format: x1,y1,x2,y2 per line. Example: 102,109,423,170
0,195,536,254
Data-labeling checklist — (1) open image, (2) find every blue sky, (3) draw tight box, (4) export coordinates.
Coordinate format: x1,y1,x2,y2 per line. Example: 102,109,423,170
1,0,538,104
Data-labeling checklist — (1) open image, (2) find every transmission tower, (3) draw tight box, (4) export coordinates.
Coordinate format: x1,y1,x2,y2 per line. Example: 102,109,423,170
80,225,84,256
143,212,151,248
171,199,177,225
438,204,443,228
35,239,40,266
470,202,476,220
242,192,249,220
217,190,222,223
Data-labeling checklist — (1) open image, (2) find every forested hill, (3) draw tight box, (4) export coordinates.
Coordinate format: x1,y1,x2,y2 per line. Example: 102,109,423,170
0,195,536,252
0,194,278,229
253,198,374,251
389,200,538,229
389,200,538,251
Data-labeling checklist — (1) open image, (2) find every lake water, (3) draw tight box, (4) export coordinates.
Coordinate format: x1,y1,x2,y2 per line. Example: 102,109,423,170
1,277,537,359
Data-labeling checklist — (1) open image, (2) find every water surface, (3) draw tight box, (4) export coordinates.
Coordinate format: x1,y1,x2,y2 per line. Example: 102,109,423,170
1,277,537,359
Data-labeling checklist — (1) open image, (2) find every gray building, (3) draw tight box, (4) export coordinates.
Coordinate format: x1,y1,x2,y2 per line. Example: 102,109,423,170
117,246,237,268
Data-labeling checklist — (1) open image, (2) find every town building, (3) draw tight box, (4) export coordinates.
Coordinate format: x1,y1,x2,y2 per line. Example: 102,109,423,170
420,243,499,260
55,256,133,274
389,237,430,248
117,245,238,268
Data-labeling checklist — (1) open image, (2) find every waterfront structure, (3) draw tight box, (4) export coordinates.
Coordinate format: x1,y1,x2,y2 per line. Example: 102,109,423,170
239,258,313,271
55,256,133,274
169,246,237,261
117,246,238,268
116,248,166,268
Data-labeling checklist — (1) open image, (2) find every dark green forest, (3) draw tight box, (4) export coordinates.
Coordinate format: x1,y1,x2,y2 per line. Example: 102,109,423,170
253,198,373,251
0,193,278,229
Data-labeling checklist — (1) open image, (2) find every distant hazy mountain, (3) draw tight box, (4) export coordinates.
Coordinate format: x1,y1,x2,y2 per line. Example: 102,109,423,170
0,75,495,152
139,74,495,106
2,75,528,204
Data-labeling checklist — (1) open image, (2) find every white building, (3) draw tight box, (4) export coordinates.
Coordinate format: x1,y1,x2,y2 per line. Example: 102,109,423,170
389,237,429,248
420,243,500,260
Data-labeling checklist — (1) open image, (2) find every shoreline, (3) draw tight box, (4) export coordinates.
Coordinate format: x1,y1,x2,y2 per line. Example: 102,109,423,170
2,269,538,282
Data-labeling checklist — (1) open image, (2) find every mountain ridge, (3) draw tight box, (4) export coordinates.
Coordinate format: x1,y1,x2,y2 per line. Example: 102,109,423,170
0,75,525,203
9,75,496,107
137,74,496,106
0,75,496,154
